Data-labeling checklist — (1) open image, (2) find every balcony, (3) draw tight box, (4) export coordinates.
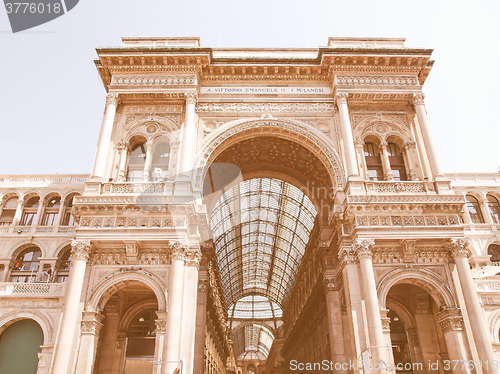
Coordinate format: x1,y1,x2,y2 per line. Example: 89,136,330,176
0,282,66,297
365,181,435,194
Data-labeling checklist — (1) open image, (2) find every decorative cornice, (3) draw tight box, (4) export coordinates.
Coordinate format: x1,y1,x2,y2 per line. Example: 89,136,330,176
336,75,419,86
354,239,375,259
111,74,197,87
71,240,92,262
446,238,471,259
196,102,336,113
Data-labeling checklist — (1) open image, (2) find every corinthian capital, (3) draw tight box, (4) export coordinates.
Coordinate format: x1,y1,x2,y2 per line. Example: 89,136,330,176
338,247,357,264
71,239,92,261
185,92,198,105
353,238,375,259
446,238,471,258
412,93,425,106
185,245,202,267
335,92,349,106
106,92,120,106
171,241,188,259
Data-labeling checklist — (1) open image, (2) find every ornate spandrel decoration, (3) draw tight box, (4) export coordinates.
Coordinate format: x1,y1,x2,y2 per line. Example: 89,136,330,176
335,92,349,106
353,239,375,260
71,239,92,262
446,238,471,259
412,93,425,106
155,319,167,334
106,92,120,106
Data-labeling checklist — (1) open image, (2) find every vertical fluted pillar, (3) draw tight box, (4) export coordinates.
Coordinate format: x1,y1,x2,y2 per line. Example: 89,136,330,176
116,142,129,182
163,242,187,374
154,313,168,374
324,273,347,371
448,238,500,374
335,92,359,178
412,93,443,178
355,239,392,374
180,246,201,374
75,311,104,374
179,92,197,176
142,140,154,181
402,142,417,180
437,309,473,374
379,143,394,181
51,240,92,374
92,93,119,180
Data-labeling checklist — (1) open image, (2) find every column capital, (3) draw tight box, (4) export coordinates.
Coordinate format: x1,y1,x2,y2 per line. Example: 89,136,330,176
185,92,198,105
338,247,357,264
354,238,375,259
170,241,202,266
437,309,464,332
80,312,104,335
116,141,129,151
71,239,92,261
106,92,120,106
411,93,425,106
335,92,349,105
155,319,167,334
446,238,471,259
354,140,365,148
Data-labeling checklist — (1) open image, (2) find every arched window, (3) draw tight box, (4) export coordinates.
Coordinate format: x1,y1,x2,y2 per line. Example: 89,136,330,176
247,364,257,374
466,195,484,223
488,244,500,265
487,195,500,224
55,248,72,282
150,138,170,181
0,197,18,226
41,195,61,226
127,143,147,181
61,195,78,226
20,196,39,226
387,142,407,181
10,247,42,283
364,142,383,181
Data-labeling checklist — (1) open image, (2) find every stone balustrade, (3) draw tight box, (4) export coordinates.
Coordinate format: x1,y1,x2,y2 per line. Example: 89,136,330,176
0,282,66,296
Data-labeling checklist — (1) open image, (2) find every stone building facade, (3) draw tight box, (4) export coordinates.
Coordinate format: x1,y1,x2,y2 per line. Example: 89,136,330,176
0,37,500,374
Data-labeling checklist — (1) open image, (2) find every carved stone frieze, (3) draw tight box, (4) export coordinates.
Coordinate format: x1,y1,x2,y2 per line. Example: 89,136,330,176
336,75,418,86
111,74,197,86
196,102,336,114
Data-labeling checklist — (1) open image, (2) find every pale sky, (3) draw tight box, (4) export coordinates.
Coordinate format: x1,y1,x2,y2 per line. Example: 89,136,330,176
0,0,498,174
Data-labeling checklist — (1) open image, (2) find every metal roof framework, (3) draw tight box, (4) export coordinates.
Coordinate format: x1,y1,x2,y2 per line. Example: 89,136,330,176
210,178,317,360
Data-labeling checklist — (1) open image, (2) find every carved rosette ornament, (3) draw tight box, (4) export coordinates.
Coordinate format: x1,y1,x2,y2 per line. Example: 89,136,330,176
71,239,92,262
198,279,209,292
106,92,120,106
354,239,375,260
335,92,349,106
446,238,471,259
323,275,336,292
412,93,425,106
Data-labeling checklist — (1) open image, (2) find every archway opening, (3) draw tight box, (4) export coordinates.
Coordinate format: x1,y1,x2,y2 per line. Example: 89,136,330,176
94,280,159,374
0,319,43,374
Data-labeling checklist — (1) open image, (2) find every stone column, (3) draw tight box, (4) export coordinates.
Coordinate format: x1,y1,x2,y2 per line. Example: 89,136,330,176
163,242,187,374
324,273,348,371
179,92,197,176
116,142,130,182
412,94,443,178
142,140,154,181
437,309,473,374
92,93,119,180
75,311,104,374
339,246,369,363
53,197,66,230
355,239,392,374
336,93,359,178
448,238,500,374
403,141,418,181
194,277,208,374
154,313,168,374
380,309,395,368
180,245,201,374
379,142,394,181
50,240,92,374
354,141,368,180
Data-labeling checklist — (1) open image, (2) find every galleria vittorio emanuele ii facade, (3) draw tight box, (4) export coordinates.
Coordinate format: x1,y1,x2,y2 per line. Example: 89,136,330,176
1,37,500,374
